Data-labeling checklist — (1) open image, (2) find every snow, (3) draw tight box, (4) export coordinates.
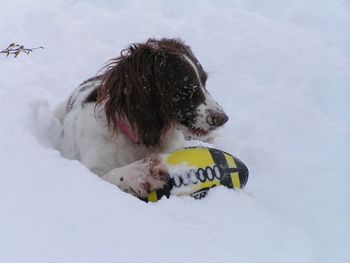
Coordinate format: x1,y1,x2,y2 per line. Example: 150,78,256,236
1,0,349,262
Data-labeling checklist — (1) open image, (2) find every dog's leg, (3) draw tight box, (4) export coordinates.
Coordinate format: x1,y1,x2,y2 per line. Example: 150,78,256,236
102,154,169,198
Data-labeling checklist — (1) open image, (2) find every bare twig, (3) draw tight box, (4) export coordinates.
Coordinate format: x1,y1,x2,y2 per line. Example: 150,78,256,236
0,43,44,58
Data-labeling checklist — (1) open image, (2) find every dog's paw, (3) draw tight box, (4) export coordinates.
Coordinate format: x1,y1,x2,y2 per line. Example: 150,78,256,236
125,154,169,198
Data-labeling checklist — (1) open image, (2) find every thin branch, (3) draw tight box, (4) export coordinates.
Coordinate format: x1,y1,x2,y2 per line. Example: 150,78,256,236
0,43,44,58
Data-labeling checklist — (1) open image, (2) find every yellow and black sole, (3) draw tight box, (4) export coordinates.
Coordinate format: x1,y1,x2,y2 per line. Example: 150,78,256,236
145,147,249,202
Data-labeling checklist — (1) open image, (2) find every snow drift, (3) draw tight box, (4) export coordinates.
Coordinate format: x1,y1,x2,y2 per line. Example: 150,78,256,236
1,1,349,262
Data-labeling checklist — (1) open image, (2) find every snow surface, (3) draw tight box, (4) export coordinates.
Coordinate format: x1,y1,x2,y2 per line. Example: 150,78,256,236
1,1,349,262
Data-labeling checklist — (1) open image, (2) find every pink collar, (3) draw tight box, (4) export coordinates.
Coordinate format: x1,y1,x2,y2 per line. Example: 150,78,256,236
116,118,140,143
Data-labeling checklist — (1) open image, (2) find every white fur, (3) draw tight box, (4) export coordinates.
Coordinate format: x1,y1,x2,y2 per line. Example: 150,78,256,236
57,81,187,197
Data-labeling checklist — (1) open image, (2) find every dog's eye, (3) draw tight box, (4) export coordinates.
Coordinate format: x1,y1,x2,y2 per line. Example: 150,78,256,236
180,85,197,98
182,78,199,96
183,76,198,86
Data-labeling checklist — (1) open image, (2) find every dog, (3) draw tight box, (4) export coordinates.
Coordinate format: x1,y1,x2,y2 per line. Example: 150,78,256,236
56,38,228,198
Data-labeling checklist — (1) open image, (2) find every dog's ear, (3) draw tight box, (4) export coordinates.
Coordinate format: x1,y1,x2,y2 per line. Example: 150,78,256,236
97,44,174,147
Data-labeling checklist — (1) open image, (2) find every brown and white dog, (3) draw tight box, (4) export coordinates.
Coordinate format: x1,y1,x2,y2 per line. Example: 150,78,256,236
56,38,228,198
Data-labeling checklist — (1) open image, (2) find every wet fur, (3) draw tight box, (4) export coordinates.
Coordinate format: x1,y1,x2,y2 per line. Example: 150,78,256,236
57,38,228,198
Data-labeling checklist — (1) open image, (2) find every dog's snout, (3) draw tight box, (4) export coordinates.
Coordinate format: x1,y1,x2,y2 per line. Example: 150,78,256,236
207,110,229,127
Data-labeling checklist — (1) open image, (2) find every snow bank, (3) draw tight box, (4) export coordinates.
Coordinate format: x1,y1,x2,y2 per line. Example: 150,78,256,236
1,1,349,262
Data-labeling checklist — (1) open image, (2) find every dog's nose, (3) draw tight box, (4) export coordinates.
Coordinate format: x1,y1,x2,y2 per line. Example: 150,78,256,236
207,110,229,127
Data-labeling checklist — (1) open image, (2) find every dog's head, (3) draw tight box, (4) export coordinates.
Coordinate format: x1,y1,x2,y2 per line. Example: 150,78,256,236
97,38,228,147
